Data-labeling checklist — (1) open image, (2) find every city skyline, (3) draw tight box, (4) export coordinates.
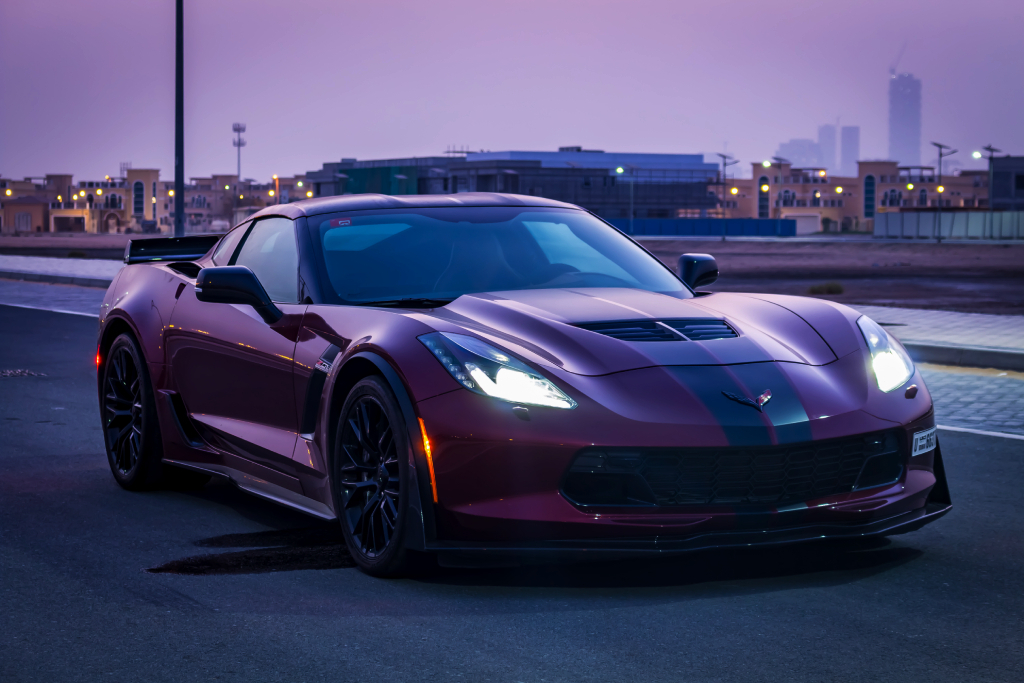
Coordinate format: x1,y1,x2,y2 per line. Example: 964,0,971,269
1,0,1020,181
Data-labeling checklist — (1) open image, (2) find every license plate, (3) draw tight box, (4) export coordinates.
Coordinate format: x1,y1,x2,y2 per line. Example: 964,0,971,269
912,427,937,457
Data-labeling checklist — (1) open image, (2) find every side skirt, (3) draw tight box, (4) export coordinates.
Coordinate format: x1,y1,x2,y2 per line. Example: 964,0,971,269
164,457,337,521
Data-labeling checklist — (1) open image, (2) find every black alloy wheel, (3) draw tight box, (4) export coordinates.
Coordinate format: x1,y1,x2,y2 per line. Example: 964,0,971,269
334,376,413,576
101,333,164,490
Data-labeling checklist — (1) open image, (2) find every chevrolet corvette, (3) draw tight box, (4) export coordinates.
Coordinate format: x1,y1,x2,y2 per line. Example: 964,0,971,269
97,193,950,575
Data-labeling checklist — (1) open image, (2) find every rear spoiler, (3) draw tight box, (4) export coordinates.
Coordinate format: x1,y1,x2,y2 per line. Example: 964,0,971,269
123,235,223,265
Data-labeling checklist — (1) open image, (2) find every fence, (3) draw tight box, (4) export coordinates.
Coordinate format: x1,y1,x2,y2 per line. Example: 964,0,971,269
606,218,796,237
874,211,1024,240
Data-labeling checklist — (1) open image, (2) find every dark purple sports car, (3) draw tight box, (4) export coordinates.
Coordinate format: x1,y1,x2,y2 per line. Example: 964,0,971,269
97,193,950,575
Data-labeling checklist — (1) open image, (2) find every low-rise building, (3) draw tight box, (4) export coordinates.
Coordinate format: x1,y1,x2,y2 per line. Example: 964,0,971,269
714,160,990,233
305,147,721,219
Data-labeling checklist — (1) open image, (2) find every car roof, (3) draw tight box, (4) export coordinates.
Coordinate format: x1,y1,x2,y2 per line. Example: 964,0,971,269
245,192,582,221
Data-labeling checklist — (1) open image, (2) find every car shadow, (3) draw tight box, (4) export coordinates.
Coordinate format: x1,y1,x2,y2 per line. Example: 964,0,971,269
152,477,924,588
418,538,923,591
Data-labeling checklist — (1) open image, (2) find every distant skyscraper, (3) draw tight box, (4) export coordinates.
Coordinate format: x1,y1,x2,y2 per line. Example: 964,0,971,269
817,125,837,172
889,73,921,165
840,126,860,176
775,139,822,169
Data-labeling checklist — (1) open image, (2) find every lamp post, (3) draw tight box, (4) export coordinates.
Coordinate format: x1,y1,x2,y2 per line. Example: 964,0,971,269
716,153,739,242
931,142,957,243
174,0,184,237
616,166,633,234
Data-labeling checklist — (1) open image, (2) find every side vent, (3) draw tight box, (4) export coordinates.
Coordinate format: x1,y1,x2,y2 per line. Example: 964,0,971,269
662,319,737,341
575,321,680,342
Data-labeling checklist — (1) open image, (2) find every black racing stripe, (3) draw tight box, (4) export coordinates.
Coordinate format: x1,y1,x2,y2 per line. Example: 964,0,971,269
666,366,773,447
728,363,813,444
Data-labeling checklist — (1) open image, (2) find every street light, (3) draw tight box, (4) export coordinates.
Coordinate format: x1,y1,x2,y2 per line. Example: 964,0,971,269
306,190,313,198
730,187,739,195
762,160,771,168
96,188,103,195
907,183,914,190
938,186,945,193
835,186,843,193
932,141,957,243
760,184,769,192
972,151,982,160
5,189,11,196
982,145,1001,218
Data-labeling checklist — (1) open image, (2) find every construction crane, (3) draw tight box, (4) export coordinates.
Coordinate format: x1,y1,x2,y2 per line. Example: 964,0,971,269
889,42,907,77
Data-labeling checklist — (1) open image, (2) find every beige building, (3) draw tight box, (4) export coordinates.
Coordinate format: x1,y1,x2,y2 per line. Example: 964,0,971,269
3,168,307,235
715,161,989,233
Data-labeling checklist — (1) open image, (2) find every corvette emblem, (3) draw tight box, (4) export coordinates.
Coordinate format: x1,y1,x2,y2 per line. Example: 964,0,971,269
722,389,772,412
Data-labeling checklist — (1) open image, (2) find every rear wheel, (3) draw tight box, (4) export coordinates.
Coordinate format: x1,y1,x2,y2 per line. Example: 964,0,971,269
333,376,416,576
101,333,165,490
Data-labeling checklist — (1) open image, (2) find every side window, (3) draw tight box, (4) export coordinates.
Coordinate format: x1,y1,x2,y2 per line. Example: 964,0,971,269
233,217,299,303
211,222,250,265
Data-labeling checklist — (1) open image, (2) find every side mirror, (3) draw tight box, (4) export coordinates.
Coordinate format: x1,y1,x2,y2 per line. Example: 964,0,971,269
678,253,718,290
195,266,283,324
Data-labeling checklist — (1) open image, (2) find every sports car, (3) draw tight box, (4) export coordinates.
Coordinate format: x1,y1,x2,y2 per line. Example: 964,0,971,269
97,193,950,575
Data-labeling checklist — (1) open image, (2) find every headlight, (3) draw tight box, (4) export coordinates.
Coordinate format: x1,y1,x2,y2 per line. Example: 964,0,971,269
857,315,914,392
419,332,577,409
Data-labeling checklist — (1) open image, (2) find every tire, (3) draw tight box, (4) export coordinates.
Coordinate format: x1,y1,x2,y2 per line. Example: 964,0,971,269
100,333,165,490
332,376,416,577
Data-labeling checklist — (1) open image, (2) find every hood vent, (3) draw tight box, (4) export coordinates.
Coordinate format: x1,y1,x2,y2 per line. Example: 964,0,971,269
574,320,680,342
662,319,737,341
576,318,737,342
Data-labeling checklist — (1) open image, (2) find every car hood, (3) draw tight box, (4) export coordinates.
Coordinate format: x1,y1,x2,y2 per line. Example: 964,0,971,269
415,288,846,376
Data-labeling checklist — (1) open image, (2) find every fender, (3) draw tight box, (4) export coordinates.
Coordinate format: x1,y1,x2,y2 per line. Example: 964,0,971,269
331,351,435,552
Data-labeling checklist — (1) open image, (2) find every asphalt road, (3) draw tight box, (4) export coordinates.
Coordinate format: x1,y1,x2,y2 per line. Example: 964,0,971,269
2,304,1023,683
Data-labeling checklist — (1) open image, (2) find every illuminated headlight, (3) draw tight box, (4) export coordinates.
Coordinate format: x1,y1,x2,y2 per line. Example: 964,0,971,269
419,332,576,409
857,315,914,392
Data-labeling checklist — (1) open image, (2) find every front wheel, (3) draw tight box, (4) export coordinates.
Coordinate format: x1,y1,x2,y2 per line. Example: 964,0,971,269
333,376,417,576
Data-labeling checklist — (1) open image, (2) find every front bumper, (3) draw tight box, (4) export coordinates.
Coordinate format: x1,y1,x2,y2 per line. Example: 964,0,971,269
413,359,948,551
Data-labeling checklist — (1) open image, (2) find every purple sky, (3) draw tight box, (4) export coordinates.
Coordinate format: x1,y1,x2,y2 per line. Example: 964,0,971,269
2,0,1021,181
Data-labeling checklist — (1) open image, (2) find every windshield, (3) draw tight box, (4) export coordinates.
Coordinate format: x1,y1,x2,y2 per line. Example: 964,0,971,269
311,207,689,304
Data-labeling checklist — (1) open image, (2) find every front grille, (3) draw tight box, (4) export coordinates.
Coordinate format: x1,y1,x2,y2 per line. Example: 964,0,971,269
562,431,904,508
576,318,737,342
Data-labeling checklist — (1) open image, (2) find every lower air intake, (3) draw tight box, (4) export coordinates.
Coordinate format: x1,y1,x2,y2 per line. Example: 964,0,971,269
562,431,904,508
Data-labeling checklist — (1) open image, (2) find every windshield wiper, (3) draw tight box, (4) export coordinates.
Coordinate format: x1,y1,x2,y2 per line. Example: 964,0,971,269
351,297,455,308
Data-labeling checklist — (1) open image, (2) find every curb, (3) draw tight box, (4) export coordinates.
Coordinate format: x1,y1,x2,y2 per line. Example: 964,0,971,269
0,270,113,289
903,341,1024,373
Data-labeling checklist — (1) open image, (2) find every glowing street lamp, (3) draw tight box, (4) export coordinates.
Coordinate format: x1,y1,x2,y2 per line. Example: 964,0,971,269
762,160,771,168
224,185,230,190
4,189,11,196
730,187,739,195
835,186,843,193
268,190,275,197
168,189,174,197
306,190,313,198
96,188,103,195
615,167,624,174
937,185,945,193
760,184,769,192
297,181,303,187
907,183,914,190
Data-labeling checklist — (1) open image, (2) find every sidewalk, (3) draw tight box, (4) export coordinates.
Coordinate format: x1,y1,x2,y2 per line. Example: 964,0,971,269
0,254,122,288
1,255,1021,370
852,304,1024,371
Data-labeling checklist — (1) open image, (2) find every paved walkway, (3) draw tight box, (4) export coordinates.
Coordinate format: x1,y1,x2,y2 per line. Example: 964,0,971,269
853,304,1024,353
0,254,123,280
